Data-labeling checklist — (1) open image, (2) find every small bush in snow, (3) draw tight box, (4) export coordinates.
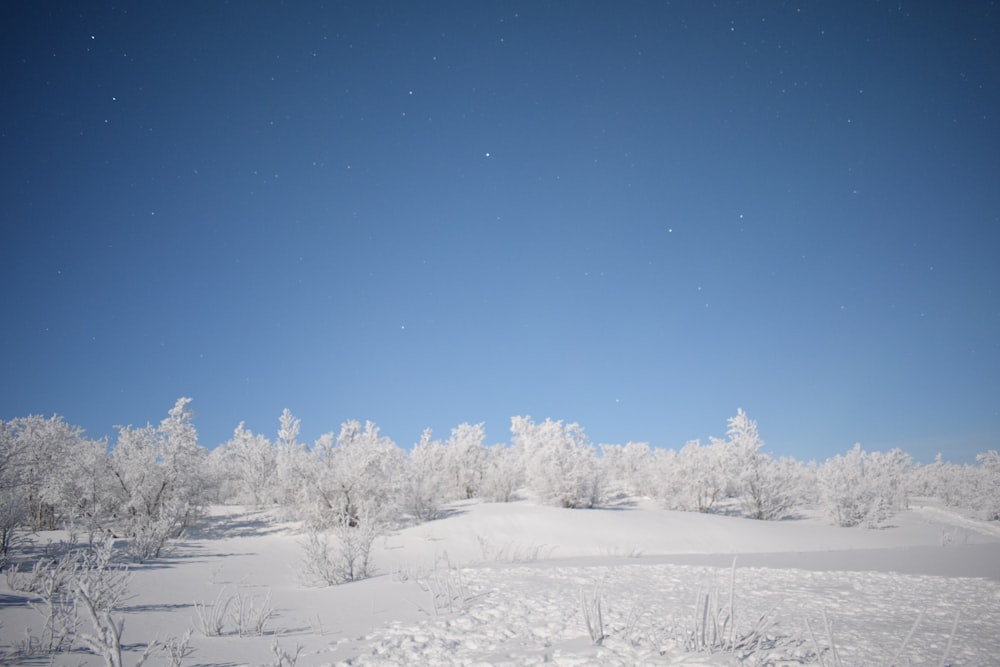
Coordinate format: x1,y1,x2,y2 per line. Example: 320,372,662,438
270,639,302,667
159,630,195,667
230,590,275,637
193,588,232,637
5,537,147,664
299,513,380,586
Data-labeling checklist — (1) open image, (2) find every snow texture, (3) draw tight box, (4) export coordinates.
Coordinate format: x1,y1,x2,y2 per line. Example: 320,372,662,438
1,499,998,666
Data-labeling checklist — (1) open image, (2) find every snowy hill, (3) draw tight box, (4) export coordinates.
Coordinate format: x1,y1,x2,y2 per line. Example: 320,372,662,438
2,498,999,665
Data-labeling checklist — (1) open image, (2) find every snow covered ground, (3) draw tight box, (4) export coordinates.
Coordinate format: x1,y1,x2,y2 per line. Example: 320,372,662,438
2,498,999,666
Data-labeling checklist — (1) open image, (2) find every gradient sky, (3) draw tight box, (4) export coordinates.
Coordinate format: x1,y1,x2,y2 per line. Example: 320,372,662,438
2,2,998,462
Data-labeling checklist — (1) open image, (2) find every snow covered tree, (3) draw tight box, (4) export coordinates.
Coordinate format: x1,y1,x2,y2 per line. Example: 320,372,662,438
817,444,909,528
107,398,210,560
600,441,655,499
673,439,728,513
0,414,88,531
479,444,522,503
511,416,604,508
869,447,911,512
402,429,448,522
725,409,796,520
0,415,117,564
0,419,30,567
302,420,405,528
273,408,309,512
974,450,1000,521
443,422,488,500
648,447,681,507
217,422,276,507
739,452,796,521
47,435,116,536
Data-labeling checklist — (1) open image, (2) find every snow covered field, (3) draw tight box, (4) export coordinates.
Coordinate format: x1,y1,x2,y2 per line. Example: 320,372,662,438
2,498,999,666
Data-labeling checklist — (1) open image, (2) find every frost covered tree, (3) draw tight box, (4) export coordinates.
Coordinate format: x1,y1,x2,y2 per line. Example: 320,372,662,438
273,408,309,511
600,441,655,499
913,451,1000,521
817,444,910,528
217,422,276,507
443,422,488,500
107,398,211,560
974,450,1000,521
0,419,31,567
302,420,405,528
47,435,116,536
402,429,448,522
511,416,603,508
479,444,522,503
726,409,796,520
0,415,116,564
0,414,89,531
674,439,728,512
648,447,680,507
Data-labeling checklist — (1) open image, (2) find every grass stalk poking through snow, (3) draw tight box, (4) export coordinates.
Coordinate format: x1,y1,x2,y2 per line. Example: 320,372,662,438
581,586,606,646
687,558,790,659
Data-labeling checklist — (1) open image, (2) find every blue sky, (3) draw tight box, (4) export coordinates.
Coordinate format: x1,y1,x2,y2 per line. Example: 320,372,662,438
2,2,998,462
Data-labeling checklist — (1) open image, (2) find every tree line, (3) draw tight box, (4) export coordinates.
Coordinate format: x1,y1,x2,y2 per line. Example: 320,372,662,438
2,398,998,566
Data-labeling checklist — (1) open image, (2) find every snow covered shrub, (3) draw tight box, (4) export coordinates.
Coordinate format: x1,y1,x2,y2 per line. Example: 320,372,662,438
230,590,275,637
299,513,381,586
270,640,303,667
123,499,188,562
193,588,232,637
159,630,194,667
194,587,277,639
817,444,910,528
7,536,133,659
511,416,604,508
